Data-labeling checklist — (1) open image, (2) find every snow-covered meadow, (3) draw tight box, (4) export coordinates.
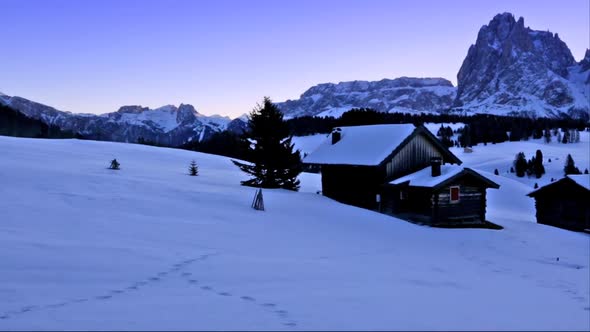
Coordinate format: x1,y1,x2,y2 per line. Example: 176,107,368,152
0,134,589,330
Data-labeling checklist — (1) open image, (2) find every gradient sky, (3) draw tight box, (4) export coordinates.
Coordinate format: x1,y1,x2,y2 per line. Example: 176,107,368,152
1,0,588,118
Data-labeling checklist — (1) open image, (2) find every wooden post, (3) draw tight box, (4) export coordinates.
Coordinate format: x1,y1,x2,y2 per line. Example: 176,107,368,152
252,188,265,211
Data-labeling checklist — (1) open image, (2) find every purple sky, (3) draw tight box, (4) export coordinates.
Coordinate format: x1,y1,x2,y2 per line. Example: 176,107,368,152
1,0,588,118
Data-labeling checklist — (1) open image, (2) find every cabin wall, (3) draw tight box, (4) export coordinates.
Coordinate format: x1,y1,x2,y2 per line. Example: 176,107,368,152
434,185,485,224
384,133,444,180
532,184,590,231
321,164,384,210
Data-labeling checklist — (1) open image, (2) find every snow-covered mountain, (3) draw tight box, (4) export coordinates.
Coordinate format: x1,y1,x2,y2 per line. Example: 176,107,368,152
0,93,237,146
454,13,590,118
278,13,589,119
277,77,456,118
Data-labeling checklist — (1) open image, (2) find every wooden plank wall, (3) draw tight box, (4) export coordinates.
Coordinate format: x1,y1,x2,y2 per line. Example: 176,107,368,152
385,133,444,180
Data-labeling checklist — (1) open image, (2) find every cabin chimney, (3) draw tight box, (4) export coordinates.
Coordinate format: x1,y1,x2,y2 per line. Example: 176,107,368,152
431,157,442,177
331,128,342,145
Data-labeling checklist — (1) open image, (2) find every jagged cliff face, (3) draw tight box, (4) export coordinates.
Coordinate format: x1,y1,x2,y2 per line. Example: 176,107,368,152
277,77,456,118
0,94,233,146
454,13,589,118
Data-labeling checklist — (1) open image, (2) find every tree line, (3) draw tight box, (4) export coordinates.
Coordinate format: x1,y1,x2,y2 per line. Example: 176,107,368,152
0,104,81,139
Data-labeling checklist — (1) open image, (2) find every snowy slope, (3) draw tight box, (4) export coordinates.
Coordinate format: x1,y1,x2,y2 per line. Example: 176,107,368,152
0,136,588,330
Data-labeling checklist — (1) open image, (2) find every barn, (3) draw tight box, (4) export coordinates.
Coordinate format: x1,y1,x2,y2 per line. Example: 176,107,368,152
386,161,500,225
527,175,590,232
303,124,462,210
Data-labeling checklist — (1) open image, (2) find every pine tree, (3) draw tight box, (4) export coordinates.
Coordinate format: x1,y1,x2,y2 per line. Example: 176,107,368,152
514,152,527,177
564,154,581,175
494,169,499,175
534,183,539,189
109,158,120,170
562,129,569,144
232,97,302,191
543,128,552,143
188,160,199,176
533,149,545,178
584,168,589,174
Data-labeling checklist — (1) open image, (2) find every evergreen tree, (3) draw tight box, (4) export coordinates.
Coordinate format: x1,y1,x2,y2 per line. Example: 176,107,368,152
514,152,527,177
458,125,471,148
109,158,120,170
232,97,302,191
564,154,581,175
494,168,499,175
543,128,552,143
561,129,569,144
584,168,589,174
534,183,538,189
188,160,199,176
533,149,545,178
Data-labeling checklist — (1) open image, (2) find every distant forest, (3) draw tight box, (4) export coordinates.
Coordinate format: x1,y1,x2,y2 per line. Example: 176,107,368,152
0,104,81,139
2,104,588,162
182,108,589,161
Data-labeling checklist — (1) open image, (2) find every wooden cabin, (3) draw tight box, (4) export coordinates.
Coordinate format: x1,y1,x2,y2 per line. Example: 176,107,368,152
527,175,590,232
304,124,462,210
386,162,500,225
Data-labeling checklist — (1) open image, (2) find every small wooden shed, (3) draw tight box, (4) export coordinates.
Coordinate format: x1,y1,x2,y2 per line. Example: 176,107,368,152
527,175,590,232
385,161,500,225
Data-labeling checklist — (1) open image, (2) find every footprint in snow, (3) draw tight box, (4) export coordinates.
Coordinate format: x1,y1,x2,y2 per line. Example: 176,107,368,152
149,277,160,281
261,303,276,308
96,295,112,300
46,302,68,308
283,322,297,327
240,296,255,301
200,286,212,291
217,292,231,296
182,272,192,277
188,279,198,284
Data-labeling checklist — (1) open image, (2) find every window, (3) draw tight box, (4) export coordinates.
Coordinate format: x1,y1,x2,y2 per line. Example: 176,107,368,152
450,186,460,203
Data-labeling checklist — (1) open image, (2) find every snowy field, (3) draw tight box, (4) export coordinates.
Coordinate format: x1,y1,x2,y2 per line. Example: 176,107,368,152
0,134,589,330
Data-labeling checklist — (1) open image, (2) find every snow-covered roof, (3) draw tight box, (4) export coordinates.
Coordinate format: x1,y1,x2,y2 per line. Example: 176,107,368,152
527,174,590,197
567,174,590,191
303,124,417,166
389,165,499,189
390,164,464,187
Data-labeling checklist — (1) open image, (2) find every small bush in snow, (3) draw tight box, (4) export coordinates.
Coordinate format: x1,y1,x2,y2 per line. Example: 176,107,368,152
188,160,199,176
109,159,120,170
494,169,499,175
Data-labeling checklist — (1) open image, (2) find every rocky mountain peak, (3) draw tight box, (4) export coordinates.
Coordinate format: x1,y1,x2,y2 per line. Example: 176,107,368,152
454,12,585,118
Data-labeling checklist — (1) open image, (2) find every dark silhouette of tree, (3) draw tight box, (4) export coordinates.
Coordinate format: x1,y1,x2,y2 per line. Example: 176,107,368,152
564,154,581,175
109,159,120,170
514,152,527,177
188,160,199,176
232,97,302,191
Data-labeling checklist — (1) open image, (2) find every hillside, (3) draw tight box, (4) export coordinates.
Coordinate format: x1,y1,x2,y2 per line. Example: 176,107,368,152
0,136,588,330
